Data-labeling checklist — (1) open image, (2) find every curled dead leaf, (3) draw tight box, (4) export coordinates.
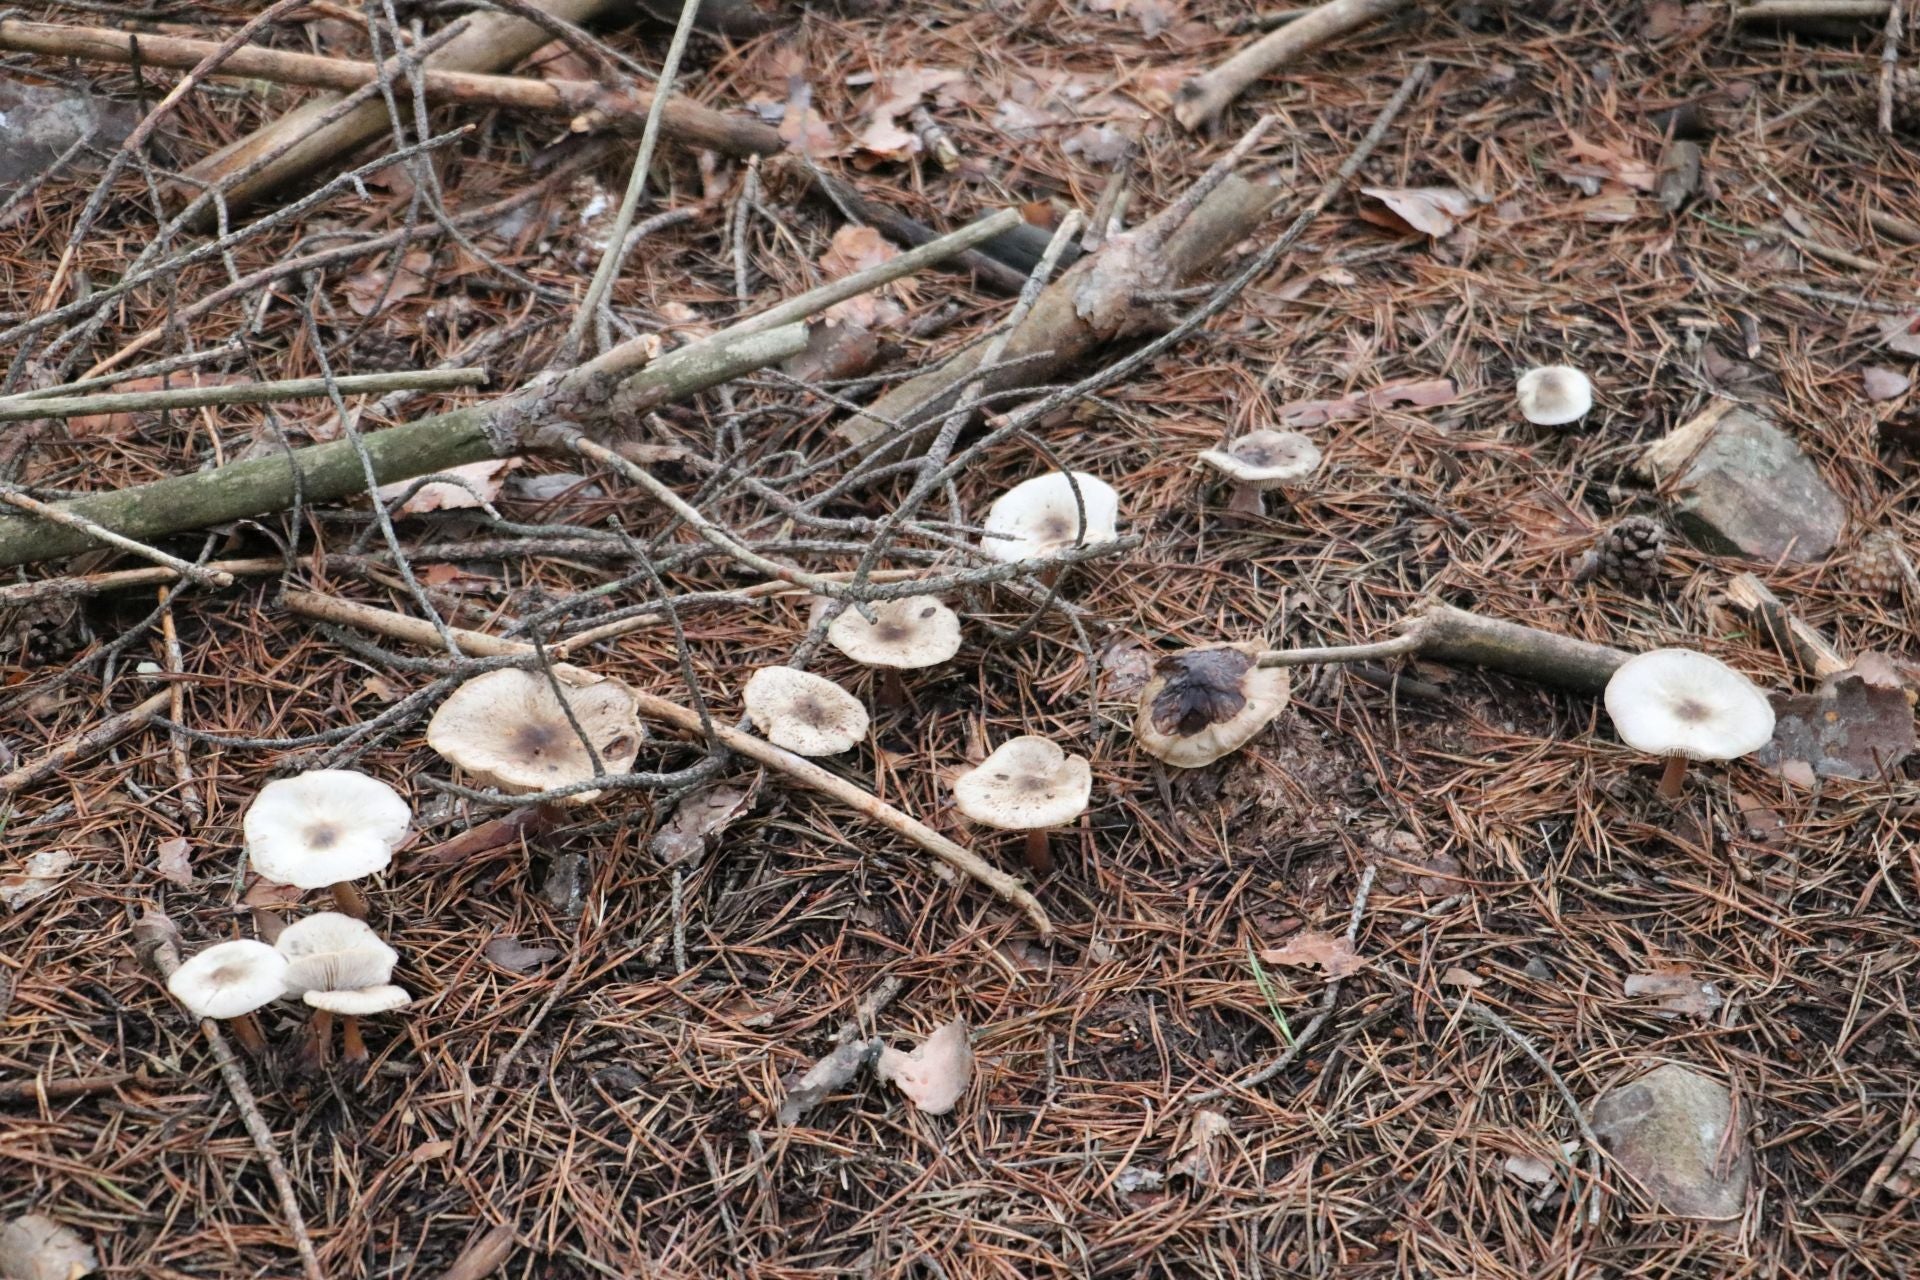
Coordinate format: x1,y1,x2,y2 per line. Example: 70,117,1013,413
483,936,562,973
873,1019,973,1115
0,1213,96,1280
154,837,193,888
1,850,73,911
1756,658,1917,781
1358,186,1474,238
1259,930,1363,977
1277,377,1458,428
1624,966,1725,1019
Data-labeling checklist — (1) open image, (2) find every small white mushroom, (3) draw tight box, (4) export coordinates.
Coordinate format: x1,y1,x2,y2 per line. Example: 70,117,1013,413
826,596,962,705
1516,366,1593,426
427,668,645,804
166,939,287,1053
951,735,1092,875
1133,642,1292,768
743,666,870,756
979,471,1120,564
1197,430,1322,515
274,911,397,996
1604,648,1775,799
303,984,411,1066
244,770,411,917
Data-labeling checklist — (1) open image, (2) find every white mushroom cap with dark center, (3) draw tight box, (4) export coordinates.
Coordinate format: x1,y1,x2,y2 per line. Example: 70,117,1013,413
743,666,870,756
426,668,645,803
303,984,411,1016
244,769,412,889
979,471,1121,563
826,596,962,670
951,735,1092,831
1197,430,1322,491
1604,648,1776,761
274,911,398,995
166,939,289,1019
1516,366,1594,426
1133,642,1293,768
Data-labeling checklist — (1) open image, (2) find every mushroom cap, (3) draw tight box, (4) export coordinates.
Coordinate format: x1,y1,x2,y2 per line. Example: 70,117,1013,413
1133,642,1292,768
743,666,870,756
1604,648,1776,762
951,735,1092,831
274,911,398,995
1516,365,1593,426
166,939,288,1019
244,769,411,889
826,596,962,670
1197,430,1322,490
426,668,645,803
303,983,411,1016
980,471,1120,563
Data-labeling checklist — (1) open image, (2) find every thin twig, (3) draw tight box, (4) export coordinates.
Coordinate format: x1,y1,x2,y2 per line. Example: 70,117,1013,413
0,690,174,795
0,487,233,587
0,368,487,422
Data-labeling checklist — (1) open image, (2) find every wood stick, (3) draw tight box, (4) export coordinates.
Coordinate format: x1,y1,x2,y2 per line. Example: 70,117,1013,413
278,591,1055,935
1173,0,1412,131
1724,573,1852,677
1735,0,1889,18
0,368,487,422
0,488,235,587
0,690,174,796
0,1073,133,1103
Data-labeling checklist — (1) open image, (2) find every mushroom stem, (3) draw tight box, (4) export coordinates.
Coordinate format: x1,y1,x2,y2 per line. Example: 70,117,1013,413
340,1016,368,1067
1657,754,1690,800
330,880,370,919
880,668,906,709
227,1012,267,1055
1023,828,1053,877
299,1009,334,1072
1226,484,1266,518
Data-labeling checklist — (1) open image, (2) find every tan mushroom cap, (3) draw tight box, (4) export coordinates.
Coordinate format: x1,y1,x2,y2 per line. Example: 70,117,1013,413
1197,430,1322,491
427,668,645,803
244,769,411,889
1133,641,1292,768
1516,365,1593,426
275,911,398,996
980,471,1121,563
167,940,288,1020
952,735,1092,831
743,666,870,756
303,984,411,1016
826,596,962,670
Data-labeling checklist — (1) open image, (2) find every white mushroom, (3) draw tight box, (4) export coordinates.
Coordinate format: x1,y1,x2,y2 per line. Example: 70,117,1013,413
274,911,397,995
166,939,287,1052
979,471,1120,564
1197,430,1322,515
951,735,1092,875
826,596,962,704
427,668,645,804
1133,642,1292,768
302,984,411,1066
1604,648,1776,799
244,769,411,917
1516,365,1593,426
743,666,870,756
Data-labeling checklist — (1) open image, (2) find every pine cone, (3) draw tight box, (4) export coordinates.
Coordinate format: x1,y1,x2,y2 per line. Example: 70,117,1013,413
1574,515,1666,593
348,327,415,374
1894,68,1920,135
1850,532,1910,598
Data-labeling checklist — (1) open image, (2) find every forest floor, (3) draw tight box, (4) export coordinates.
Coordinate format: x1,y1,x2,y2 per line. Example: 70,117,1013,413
3,0,1920,1276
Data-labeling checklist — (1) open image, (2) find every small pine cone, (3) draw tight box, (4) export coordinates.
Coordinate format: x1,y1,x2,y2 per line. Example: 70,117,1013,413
1575,515,1667,593
1850,532,1909,598
1894,68,1920,135
348,328,415,374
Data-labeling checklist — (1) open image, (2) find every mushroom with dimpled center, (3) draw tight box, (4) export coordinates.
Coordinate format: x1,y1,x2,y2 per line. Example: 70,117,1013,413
951,734,1092,875
427,668,645,805
743,666,870,756
979,472,1120,564
826,595,961,705
1603,648,1775,799
1197,430,1321,516
166,938,287,1053
244,769,411,918
1516,366,1593,426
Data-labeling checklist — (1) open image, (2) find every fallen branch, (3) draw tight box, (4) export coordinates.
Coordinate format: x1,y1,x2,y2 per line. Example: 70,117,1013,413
135,911,323,1280
1734,0,1890,18
0,690,174,797
278,591,1054,935
0,488,234,588
0,210,1019,570
1724,573,1852,677
0,368,486,423
1257,602,1630,693
1173,0,1413,131
0,1073,132,1103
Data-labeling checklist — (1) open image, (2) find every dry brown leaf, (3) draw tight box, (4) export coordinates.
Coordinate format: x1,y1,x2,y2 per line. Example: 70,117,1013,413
1566,134,1658,192
361,675,404,703
241,876,304,907
377,458,517,516
412,806,553,868
1259,930,1363,977
1504,1142,1578,1185
154,836,193,888
853,116,917,159
436,1224,516,1280
342,249,433,317
1441,965,1485,988
1879,313,1920,357
819,225,898,279
1169,1108,1231,1182
1865,366,1912,401
1099,640,1155,700
1625,966,1725,1018
0,1213,96,1280
1357,186,1474,237
1574,187,1640,223
1644,1,1717,38
483,936,561,973
1,850,73,910
873,1019,973,1115
651,781,759,866
1277,377,1458,428
1757,658,1917,781
416,563,501,594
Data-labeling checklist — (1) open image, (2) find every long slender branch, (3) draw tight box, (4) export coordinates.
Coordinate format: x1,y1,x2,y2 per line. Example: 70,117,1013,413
0,369,486,423
1173,0,1413,130
0,488,233,587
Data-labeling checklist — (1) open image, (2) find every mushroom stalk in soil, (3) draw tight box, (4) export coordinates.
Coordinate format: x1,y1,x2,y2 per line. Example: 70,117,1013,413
1657,754,1690,800
341,1017,369,1066
1197,430,1322,517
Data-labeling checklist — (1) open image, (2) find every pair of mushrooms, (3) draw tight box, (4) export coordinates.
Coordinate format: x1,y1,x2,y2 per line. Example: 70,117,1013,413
165,912,408,1066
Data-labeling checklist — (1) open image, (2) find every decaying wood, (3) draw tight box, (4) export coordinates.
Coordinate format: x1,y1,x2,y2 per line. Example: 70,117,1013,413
279,591,1055,935
1725,573,1853,676
0,691,173,796
0,368,486,423
1173,0,1413,131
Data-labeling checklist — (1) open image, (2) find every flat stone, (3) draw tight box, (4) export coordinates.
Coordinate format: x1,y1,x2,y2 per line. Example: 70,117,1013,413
1588,1062,1750,1227
0,82,135,194
1639,401,1845,563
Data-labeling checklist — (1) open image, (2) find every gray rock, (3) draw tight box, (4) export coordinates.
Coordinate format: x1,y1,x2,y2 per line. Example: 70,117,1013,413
0,82,136,194
1639,401,1844,563
1588,1063,1750,1227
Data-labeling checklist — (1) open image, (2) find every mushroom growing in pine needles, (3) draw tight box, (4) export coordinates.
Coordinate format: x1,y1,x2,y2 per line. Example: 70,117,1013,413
1516,365,1593,426
1133,642,1292,768
427,668,645,804
979,471,1121,564
165,939,287,1054
275,911,403,1069
951,735,1092,876
743,665,869,756
244,769,411,918
1197,429,1322,516
826,595,962,707
1603,648,1775,800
